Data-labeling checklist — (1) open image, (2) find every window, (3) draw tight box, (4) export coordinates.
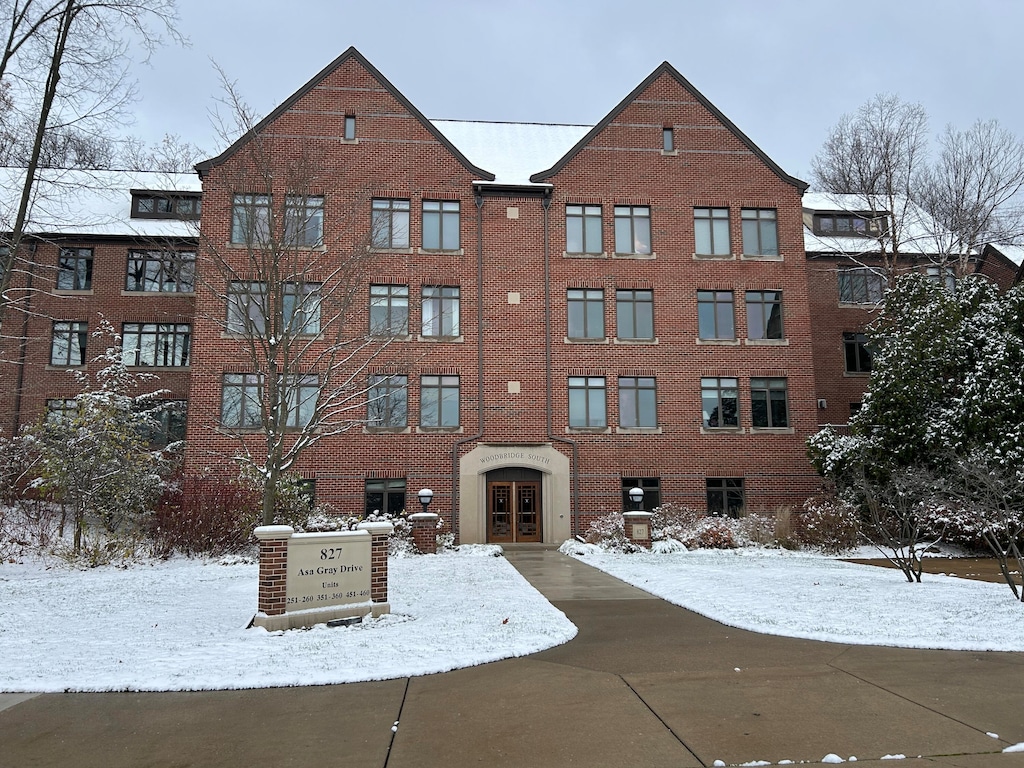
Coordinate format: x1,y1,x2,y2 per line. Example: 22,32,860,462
694,207,730,256
122,323,191,367
132,193,201,220
284,195,324,247
616,289,654,340
371,199,410,249
621,477,661,512
814,213,885,237
567,288,604,340
126,251,195,293
282,375,319,429
421,286,460,337
844,332,872,373
697,290,735,340
751,377,789,428
422,200,459,250
231,194,270,245
707,478,745,518
226,281,321,335
420,375,459,428
344,115,356,141
366,478,406,517
50,321,87,366
850,402,863,418
566,205,602,254
614,206,651,255
745,291,783,340
838,268,886,304
568,376,606,428
144,400,187,447
701,377,738,428
618,376,657,428
46,398,79,421
368,374,408,428
741,209,778,256
221,374,262,429
57,248,92,290
662,127,674,152
369,284,409,336
926,265,956,291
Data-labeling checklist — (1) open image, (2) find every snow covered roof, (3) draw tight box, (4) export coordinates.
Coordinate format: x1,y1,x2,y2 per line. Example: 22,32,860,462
0,168,200,239
987,243,1024,267
802,191,947,257
431,120,592,186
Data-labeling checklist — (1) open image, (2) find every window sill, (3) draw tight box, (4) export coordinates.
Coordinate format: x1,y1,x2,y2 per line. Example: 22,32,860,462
125,365,190,371
417,247,464,256
563,251,607,259
615,426,663,434
843,371,871,378
613,337,658,345
340,138,360,145
692,253,735,261
700,426,744,435
740,253,783,262
416,426,464,434
564,336,610,344
370,333,413,342
220,332,322,340
744,338,789,346
661,149,679,157
364,426,411,434
45,364,86,371
417,334,464,343
566,426,611,434
695,338,740,346
224,242,327,252
53,289,93,295
369,246,413,255
217,426,263,434
121,290,195,297
750,426,795,435
611,252,656,260
838,302,882,309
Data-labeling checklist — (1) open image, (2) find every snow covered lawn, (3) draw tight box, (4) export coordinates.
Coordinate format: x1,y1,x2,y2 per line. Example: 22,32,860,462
0,547,576,693
567,546,1024,651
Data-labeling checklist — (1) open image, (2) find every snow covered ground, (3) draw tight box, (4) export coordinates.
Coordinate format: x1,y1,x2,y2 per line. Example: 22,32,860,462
2,544,1023,693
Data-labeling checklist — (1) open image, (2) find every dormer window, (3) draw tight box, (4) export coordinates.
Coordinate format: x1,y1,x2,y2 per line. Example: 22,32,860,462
814,213,886,237
131,191,202,220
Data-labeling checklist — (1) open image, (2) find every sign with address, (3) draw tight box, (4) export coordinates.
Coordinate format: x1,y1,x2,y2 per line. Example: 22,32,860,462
285,530,372,612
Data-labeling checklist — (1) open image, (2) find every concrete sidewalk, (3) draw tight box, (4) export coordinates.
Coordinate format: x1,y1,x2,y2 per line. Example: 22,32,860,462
2,549,1024,767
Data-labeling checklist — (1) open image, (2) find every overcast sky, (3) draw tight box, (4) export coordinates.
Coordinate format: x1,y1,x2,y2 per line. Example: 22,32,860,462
127,0,1024,183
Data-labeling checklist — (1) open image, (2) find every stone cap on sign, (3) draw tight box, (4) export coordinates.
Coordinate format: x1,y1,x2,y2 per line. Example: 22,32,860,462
356,521,396,535
407,512,439,522
254,525,295,540
622,512,652,520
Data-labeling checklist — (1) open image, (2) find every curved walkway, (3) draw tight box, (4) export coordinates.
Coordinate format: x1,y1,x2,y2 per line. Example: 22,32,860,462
2,549,1023,767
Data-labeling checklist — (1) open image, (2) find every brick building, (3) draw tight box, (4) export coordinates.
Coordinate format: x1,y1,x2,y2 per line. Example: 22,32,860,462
3,48,1020,544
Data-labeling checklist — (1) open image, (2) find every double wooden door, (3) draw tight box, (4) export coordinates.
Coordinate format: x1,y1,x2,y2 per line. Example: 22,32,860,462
487,480,541,543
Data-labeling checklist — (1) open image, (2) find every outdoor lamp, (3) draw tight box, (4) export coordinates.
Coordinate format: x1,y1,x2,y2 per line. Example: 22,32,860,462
628,486,644,511
418,488,434,514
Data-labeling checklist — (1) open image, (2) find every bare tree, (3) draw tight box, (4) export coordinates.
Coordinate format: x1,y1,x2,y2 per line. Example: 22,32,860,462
199,76,405,526
119,132,206,173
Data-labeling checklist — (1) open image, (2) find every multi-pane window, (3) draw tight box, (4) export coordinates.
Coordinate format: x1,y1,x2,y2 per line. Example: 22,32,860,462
421,286,460,337
46,398,79,421
132,194,201,220
221,374,262,429
420,375,460,428
926,265,956,291
751,377,789,428
365,478,406,517
422,200,460,250
697,290,735,340
615,289,654,340
226,281,321,335
745,291,783,340
618,376,657,428
122,323,191,367
126,251,195,293
815,213,885,237
741,209,779,256
282,375,319,429
838,268,886,304
368,374,408,428
371,199,410,249
694,207,731,256
613,206,651,255
844,332,872,373
566,205,602,254
701,377,738,428
568,376,606,428
231,194,271,245
57,248,92,290
621,477,661,512
707,478,745,518
50,321,87,366
143,400,187,447
369,284,409,336
284,195,324,247
567,288,605,339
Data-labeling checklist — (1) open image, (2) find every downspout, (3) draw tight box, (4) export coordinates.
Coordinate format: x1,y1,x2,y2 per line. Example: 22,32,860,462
450,188,486,543
10,241,37,438
542,191,580,537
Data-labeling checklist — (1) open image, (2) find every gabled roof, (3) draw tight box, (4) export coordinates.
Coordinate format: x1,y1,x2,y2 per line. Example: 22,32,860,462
194,47,494,181
528,61,808,191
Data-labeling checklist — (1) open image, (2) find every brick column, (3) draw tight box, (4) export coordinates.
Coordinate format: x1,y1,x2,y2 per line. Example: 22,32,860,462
408,512,439,554
356,521,394,603
253,525,294,615
623,512,653,549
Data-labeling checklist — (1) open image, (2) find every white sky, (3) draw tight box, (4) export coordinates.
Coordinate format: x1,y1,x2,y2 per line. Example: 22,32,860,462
125,0,1024,182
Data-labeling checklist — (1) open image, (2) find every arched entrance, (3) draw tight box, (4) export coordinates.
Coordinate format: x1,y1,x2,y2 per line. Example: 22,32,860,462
485,467,542,543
